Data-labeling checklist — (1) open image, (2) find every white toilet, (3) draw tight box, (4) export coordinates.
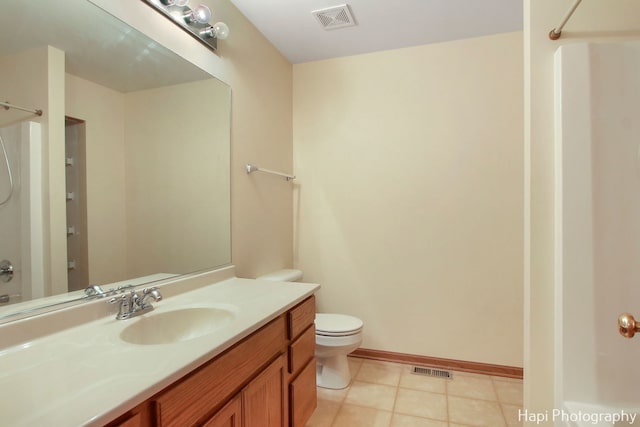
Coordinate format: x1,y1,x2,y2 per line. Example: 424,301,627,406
257,269,363,389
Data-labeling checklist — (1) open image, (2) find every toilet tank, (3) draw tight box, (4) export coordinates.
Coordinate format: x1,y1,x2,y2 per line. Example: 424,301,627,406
257,269,303,282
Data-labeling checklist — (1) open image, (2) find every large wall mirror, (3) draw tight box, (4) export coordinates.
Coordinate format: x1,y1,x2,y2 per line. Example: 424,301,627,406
0,0,231,322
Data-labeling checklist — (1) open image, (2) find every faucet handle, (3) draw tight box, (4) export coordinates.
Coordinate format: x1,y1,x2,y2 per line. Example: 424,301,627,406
139,287,162,308
108,294,132,320
130,289,140,304
143,287,162,298
108,294,125,305
109,293,130,308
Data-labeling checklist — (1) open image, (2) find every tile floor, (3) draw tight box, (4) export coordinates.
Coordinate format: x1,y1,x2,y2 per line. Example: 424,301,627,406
306,357,523,427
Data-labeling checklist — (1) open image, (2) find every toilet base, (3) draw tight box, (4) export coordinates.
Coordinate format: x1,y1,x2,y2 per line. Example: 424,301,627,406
316,354,351,389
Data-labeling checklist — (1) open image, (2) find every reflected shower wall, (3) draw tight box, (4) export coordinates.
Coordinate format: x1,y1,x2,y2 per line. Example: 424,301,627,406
0,121,44,305
65,118,88,292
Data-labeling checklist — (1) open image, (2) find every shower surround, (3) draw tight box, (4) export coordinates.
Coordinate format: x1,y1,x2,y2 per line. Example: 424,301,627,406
554,41,640,426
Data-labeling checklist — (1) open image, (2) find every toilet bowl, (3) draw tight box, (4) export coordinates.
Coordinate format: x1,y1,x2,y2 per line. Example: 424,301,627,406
257,269,364,389
314,313,363,389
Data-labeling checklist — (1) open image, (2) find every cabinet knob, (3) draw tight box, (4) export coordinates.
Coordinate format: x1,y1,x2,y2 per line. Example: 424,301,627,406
618,313,640,338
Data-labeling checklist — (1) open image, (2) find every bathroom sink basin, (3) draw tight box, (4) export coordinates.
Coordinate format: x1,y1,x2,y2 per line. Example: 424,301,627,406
119,307,235,345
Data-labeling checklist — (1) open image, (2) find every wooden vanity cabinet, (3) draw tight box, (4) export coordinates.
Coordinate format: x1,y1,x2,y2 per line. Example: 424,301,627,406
105,296,316,427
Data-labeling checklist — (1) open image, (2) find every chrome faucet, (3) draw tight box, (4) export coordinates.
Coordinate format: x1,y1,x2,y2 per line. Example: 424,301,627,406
109,287,162,320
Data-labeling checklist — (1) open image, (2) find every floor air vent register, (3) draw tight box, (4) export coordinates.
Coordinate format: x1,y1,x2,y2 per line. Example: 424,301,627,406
411,366,453,379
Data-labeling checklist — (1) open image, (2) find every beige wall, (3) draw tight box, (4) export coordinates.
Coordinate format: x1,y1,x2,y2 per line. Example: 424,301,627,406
124,79,231,278
212,1,294,278
65,74,127,285
293,32,523,366
46,47,67,296
0,48,50,129
525,1,640,421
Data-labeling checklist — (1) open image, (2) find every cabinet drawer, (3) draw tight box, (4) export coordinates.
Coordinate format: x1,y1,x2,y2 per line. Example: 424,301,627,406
289,359,317,427
288,325,315,375
288,296,315,340
153,315,287,427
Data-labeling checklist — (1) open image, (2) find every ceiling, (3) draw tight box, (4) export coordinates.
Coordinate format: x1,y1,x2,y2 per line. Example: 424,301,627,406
228,0,523,64
0,0,209,93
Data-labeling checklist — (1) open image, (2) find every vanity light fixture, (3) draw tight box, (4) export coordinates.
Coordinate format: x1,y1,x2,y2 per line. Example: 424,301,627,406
142,0,229,52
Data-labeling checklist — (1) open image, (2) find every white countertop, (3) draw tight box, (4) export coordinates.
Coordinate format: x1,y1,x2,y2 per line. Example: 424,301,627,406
0,268,319,427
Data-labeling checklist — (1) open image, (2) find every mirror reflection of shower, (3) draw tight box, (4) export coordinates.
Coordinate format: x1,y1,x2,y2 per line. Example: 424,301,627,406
0,133,14,206
0,121,44,306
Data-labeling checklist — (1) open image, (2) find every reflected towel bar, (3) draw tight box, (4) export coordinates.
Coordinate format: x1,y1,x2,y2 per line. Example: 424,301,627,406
549,0,583,40
246,164,295,181
0,101,43,116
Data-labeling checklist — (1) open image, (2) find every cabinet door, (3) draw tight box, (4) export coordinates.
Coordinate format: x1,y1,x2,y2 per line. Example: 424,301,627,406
242,354,285,427
289,359,317,427
104,404,151,427
109,413,143,427
202,396,242,427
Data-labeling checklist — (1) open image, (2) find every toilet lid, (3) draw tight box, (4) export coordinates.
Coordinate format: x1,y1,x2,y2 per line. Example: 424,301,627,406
315,313,363,336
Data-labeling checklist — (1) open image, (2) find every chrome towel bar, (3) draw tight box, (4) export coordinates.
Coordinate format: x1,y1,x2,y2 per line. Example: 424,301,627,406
246,164,295,181
1,100,43,116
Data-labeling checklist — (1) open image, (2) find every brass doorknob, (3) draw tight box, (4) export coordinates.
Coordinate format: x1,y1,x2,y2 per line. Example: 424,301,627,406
618,313,640,338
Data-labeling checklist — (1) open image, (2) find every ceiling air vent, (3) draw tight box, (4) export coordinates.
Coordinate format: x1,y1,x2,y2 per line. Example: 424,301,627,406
312,4,356,30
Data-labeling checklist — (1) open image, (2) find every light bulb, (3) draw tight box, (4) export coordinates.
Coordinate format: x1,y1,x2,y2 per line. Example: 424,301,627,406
161,0,189,6
211,22,229,40
199,22,229,40
185,4,211,24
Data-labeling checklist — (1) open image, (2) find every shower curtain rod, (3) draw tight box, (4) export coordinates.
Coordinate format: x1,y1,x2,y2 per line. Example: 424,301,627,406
549,0,583,40
1,101,43,116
